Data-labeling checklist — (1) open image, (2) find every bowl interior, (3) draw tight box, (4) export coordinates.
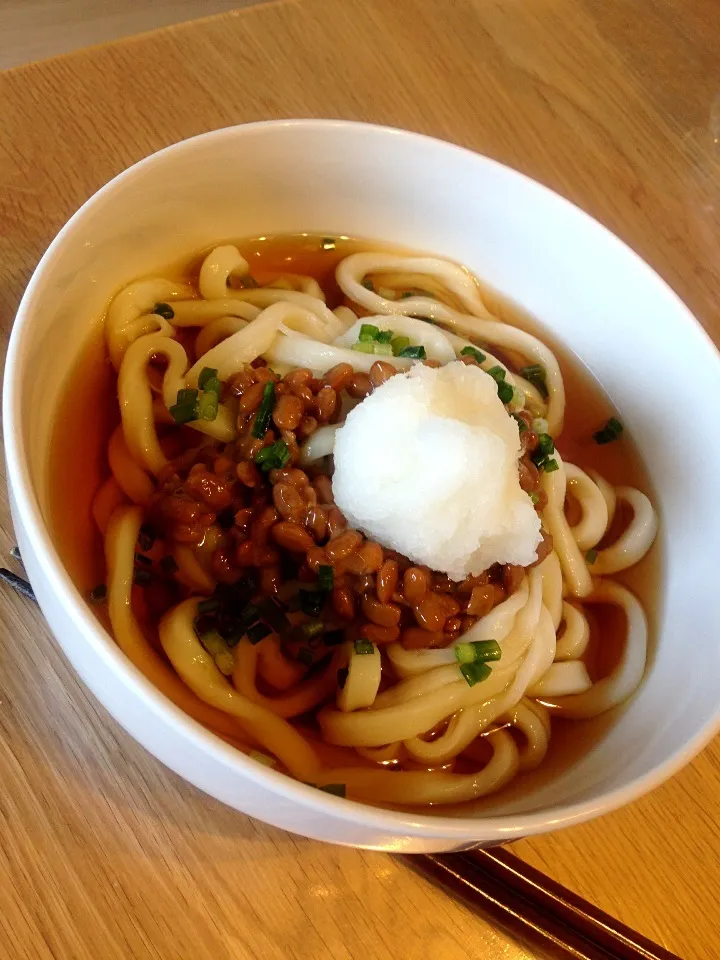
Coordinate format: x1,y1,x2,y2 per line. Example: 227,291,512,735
9,120,720,825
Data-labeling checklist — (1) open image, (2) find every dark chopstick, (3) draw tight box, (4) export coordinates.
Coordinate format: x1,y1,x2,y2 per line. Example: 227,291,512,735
410,848,681,960
0,556,682,958
0,567,36,602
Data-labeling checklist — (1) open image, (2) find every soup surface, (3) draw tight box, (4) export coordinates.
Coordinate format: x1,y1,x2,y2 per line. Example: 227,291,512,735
48,234,659,811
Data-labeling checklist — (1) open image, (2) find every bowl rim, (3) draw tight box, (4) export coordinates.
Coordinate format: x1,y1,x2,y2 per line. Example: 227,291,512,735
5,117,720,841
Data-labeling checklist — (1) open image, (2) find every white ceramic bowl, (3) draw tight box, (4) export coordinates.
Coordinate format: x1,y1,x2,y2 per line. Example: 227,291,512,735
5,120,720,852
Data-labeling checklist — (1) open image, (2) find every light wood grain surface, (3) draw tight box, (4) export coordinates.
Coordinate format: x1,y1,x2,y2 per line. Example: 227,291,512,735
1,1,719,958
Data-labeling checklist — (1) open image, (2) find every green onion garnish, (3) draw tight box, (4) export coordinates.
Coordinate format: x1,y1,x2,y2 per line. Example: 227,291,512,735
593,417,624,445
320,783,346,797
89,583,107,602
254,439,291,472
359,323,380,342
529,491,541,505
352,341,376,354
248,750,277,768
459,660,492,686
169,387,199,424
354,637,375,655
197,598,220,614
133,568,152,586
321,238,337,250
497,380,514,404
487,366,506,382
153,302,174,320
198,367,219,390
532,417,549,435
256,597,290,632
460,345,487,364
134,552,152,567
247,622,272,645
361,278,374,291
398,344,427,359
536,433,555,457
390,336,410,355
252,381,276,438
197,380,220,421
542,458,559,473
376,329,393,343
586,548,598,564
372,342,393,356
455,639,502,665
198,629,235,674
520,364,549,399
318,565,334,591
159,554,178,574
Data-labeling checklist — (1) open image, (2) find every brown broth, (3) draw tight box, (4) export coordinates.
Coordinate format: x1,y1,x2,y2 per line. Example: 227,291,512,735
47,233,660,811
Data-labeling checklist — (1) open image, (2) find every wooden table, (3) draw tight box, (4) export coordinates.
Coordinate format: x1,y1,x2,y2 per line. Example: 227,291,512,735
1,2,719,957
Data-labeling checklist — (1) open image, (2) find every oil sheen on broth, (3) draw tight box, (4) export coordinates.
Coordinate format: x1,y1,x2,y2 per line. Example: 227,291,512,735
47,234,659,812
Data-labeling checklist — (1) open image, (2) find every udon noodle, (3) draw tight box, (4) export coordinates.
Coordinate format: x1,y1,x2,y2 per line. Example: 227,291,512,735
72,236,657,808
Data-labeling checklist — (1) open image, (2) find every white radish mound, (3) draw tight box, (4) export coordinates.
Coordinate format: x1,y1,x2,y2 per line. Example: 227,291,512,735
332,362,541,581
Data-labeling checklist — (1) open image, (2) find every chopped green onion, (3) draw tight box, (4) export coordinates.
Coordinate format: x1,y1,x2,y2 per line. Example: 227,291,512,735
320,783,346,797
321,238,337,250
134,552,152,567
297,648,314,666
376,329,393,344
198,629,235,674
359,323,380,342
354,637,375,655
532,417,549,435
197,382,220,421
497,380,514,404
542,458,559,473
537,433,555,457
301,620,325,639
594,417,624,445
519,364,548,399
133,568,152,586
169,387,199,424
247,622,272,645
459,660,492,686
512,387,525,407
512,413,528,433
361,278,374,291
248,750,276,768
460,345,487,364
454,639,502,665
390,336,411,355
323,629,345,647
529,491,541,505
352,341,376,354
487,366,506,382
252,381,276,438
159,555,178,574
372,342,393,356
299,589,326,618
586,548,598,565
153,302,174,320
89,583,107,602
138,525,155,552
398,344,427,359
254,440,291,472
318,565,334,592
198,367,219,390
197,598,220,614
